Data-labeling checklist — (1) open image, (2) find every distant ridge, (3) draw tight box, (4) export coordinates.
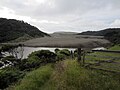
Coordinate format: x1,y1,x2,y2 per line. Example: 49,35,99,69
78,28,120,44
0,18,49,43
53,31,78,35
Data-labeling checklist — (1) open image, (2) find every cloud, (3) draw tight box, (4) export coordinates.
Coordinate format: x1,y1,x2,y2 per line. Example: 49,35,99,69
0,7,36,23
0,0,120,33
110,19,120,27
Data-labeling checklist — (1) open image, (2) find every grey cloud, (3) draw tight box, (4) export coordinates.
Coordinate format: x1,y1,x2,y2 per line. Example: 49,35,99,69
0,0,120,33
0,0,114,17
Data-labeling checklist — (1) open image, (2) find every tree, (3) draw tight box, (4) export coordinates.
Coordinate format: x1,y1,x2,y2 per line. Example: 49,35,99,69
1,44,24,59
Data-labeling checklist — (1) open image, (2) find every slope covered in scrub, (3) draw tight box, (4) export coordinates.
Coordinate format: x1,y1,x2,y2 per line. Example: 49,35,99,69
0,18,49,43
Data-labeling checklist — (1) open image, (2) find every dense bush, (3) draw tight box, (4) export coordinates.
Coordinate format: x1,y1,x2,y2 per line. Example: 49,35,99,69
59,49,70,56
54,48,60,53
28,50,57,63
17,59,29,71
105,30,120,44
18,50,57,70
23,56,41,70
18,49,72,71
1,45,18,52
73,49,78,57
0,49,72,89
0,63,3,67
0,67,25,89
55,49,71,60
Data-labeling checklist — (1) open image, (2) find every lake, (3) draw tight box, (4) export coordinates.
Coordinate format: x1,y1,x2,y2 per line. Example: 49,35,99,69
21,47,76,59
3,46,106,59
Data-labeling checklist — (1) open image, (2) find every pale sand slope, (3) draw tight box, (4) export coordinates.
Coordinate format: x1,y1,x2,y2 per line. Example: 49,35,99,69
21,34,110,48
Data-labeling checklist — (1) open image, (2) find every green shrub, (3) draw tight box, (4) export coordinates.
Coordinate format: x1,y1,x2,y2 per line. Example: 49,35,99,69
74,49,78,57
0,67,25,89
59,49,70,56
56,53,66,60
17,59,28,71
28,50,56,63
56,49,71,60
54,48,60,53
24,56,41,70
19,50,57,70
1,45,18,52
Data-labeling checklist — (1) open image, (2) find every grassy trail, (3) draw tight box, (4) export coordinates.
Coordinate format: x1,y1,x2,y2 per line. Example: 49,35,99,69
14,60,120,90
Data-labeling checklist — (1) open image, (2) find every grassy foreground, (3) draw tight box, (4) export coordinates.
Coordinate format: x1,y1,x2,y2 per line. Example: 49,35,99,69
85,45,120,72
109,45,120,50
13,60,120,90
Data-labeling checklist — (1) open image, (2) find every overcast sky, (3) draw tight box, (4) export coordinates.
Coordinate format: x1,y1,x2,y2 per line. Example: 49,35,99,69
0,0,120,33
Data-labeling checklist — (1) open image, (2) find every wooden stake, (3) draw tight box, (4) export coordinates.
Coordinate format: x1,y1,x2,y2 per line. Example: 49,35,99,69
77,48,82,62
83,50,86,66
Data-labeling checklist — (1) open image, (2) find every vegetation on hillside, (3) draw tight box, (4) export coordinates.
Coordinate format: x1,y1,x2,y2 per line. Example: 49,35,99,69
0,67,25,89
0,45,120,90
78,28,120,44
109,45,120,50
0,18,49,43
0,46,73,89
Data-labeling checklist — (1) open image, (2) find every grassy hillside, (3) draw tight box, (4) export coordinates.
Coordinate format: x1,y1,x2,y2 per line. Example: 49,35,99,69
14,60,120,90
78,28,120,44
0,18,49,43
109,45,120,50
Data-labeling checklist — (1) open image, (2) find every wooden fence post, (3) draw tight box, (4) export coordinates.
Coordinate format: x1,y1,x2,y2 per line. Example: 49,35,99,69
82,50,86,66
77,48,82,63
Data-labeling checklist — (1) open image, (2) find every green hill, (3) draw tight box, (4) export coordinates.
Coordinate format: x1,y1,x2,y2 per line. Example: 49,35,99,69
0,18,49,43
78,28,120,44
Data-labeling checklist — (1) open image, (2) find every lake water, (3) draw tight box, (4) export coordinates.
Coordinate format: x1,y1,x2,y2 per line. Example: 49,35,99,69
3,46,106,59
21,47,76,59
22,47,106,59
92,47,107,50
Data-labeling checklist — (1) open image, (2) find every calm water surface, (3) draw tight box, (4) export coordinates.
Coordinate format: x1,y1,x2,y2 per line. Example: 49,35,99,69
4,47,106,59
22,47,75,59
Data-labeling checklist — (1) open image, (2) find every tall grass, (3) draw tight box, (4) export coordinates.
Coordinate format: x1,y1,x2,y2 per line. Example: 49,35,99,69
45,60,120,90
14,60,120,90
15,64,53,90
109,45,120,50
